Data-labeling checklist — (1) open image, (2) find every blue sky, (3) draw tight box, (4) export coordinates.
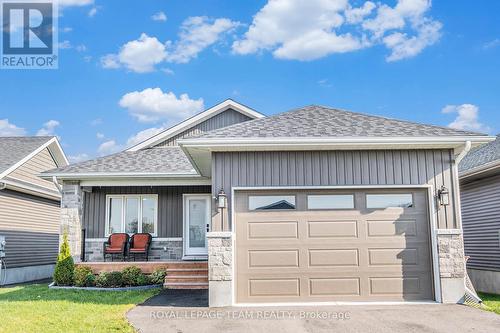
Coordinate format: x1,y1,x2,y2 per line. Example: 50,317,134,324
0,0,499,162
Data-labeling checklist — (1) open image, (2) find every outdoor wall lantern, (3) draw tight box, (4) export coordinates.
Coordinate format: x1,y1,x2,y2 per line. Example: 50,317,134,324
217,189,227,209
438,185,450,206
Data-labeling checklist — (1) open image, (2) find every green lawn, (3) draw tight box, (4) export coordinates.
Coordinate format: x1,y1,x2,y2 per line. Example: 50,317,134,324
0,282,160,333
479,292,500,315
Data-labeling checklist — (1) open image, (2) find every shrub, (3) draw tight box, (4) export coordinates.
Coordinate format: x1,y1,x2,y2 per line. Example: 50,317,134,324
74,266,94,287
149,268,167,285
95,272,109,288
95,271,123,288
53,232,74,286
122,266,143,286
136,274,151,286
83,273,96,287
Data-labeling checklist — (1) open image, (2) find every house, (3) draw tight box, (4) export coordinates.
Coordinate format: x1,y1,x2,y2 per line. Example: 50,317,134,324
0,136,68,285
41,99,494,306
459,134,500,294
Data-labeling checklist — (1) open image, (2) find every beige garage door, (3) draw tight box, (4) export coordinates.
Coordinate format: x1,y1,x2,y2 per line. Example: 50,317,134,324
234,189,434,303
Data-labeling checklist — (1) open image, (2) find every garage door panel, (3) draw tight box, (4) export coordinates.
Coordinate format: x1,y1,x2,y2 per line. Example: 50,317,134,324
247,221,298,239
235,189,434,303
249,278,300,297
307,220,358,238
308,249,359,267
309,278,361,296
248,250,299,268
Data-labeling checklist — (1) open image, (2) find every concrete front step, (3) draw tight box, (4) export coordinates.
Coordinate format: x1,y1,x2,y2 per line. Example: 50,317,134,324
166,268,209,276
164,282,209,290
165,275,209,284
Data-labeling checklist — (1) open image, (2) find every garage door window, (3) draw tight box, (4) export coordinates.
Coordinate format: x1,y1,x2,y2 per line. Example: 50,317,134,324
249,195,296,210
307,194,354,210
366,194,413,208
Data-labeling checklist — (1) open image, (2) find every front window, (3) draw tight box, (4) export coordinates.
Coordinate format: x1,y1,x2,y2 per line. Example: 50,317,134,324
106,195,158,236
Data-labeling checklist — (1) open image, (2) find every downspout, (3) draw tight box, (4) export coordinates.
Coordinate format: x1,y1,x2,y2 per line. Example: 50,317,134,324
455,140,472,164
52,176,63,194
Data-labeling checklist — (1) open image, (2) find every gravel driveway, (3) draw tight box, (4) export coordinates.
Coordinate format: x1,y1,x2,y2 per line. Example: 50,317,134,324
127,290,499,333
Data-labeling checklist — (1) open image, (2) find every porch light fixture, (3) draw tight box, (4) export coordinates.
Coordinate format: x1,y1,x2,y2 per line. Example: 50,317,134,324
438,185,450,206
217,189,227,209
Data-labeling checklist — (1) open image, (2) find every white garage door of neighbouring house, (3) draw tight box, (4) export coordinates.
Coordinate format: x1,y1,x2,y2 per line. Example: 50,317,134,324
234,189,434,304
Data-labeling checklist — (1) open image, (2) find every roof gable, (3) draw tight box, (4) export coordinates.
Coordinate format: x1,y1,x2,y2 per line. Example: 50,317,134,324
128,99,264,151
459,135,500,175
0,136,68,179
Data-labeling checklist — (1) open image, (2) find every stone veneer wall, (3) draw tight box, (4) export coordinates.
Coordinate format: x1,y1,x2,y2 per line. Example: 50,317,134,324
84,239,183,262
207,232,232,307
61,181,83,262
437,230,466,303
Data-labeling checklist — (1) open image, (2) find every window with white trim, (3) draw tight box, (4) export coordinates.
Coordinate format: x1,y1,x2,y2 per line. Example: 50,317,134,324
105,195,158,236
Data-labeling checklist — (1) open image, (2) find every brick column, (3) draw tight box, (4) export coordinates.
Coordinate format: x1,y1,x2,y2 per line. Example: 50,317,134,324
207,231,232,307
60,181,83,262
437,229,466,303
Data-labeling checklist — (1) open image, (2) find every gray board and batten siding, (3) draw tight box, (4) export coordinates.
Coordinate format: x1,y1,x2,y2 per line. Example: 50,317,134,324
82,186,211,238
212,149,459,230
461,173,500,271
154,109,253,147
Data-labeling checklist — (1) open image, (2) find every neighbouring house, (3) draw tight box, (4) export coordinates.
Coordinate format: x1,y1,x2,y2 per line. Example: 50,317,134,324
459,134,500,294
41,99,494,306
0,136,68,285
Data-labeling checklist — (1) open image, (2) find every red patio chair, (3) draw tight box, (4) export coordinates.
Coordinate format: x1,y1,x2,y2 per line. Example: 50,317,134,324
128,233,152,261
103,233,129,262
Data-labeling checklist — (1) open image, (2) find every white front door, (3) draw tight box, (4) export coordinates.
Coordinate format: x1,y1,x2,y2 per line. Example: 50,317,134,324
183,194,211,257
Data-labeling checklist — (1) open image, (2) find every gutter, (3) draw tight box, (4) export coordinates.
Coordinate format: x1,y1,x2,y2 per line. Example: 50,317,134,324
455,140,472,164
0,181,6,190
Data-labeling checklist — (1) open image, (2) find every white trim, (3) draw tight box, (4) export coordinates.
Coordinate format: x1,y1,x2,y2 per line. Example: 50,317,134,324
436,229,462,235
183,194,211,257
128,99,265,151
180,135,495,149
85,238,108,242
0,137,68,180
79,178,211,187
0,178,61,200
230,184,442,306
41,172,201,179
104,194,159,237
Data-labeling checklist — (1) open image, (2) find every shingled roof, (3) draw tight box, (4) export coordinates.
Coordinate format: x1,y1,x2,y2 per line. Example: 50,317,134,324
0,136,54,175
459,135,500,173
188,105,485,139
43,147,196,175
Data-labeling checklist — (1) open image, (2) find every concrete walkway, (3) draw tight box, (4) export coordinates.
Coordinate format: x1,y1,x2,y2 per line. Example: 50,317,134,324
127,290,500,333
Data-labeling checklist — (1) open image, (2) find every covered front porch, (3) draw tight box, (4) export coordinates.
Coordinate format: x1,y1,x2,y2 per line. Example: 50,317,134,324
80,185,213,263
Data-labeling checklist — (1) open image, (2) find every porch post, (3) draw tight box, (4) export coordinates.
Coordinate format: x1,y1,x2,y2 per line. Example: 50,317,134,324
207,231,232,307
60,181,83,262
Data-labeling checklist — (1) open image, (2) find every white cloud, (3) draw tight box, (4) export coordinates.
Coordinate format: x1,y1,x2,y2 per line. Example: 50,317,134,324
152,11,167,22
126,127,164,147
101,16,238,72
383,18,441,61
36,120,60,136
96,132,105,139
75,44,87,52
165,16,240,64
233,0,441,62
90,118,103,126
61,27,73,33
119,88,204,123
161,68,174,75
345,1,376,24
58,40,72,49
68,153,90,163
101,33,166,73
88,7,98,17
0,119,26,136
98,140,121,156
442,104,490,133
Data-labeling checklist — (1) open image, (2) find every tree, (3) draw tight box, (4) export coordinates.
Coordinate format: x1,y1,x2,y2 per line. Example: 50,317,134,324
53,232,75,286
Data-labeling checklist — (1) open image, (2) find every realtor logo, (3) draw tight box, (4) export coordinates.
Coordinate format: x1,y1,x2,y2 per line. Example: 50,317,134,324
1,0,58,69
